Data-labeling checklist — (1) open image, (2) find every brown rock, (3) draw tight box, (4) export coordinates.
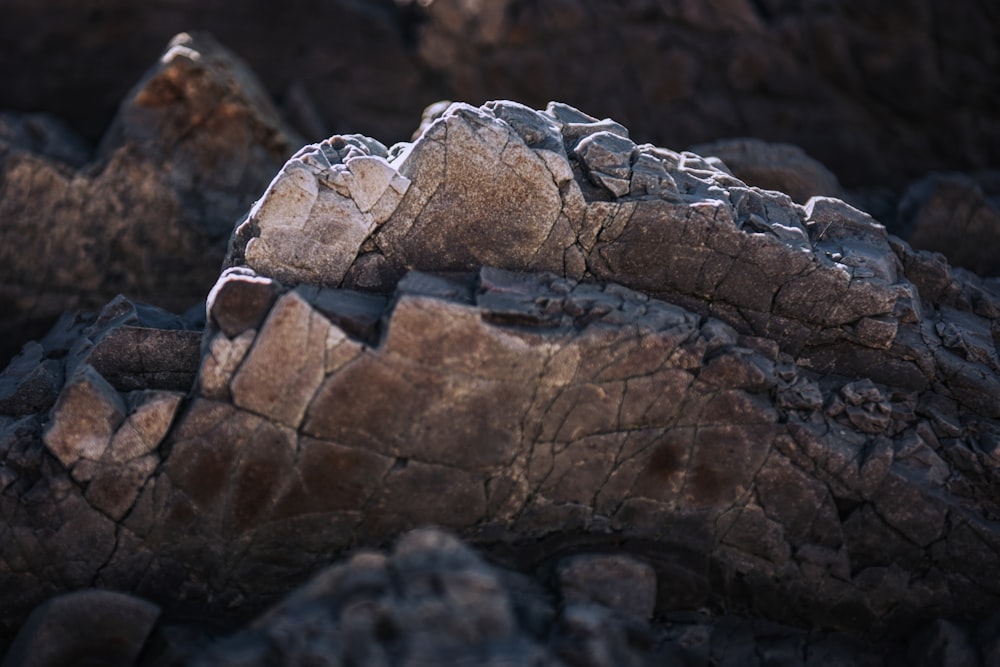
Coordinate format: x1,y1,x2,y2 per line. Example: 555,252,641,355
42,365,126,469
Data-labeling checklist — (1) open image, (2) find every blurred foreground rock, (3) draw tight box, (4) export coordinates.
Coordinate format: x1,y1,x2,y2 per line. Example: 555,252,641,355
3,101,1000,665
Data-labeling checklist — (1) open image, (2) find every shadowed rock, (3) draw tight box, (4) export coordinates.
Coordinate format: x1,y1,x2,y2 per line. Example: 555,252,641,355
1,590,159,667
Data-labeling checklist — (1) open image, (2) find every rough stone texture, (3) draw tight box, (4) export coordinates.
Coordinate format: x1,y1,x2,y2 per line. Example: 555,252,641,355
4,102,1000,664
1,590,160,667
895,171,1000,277
0,31,299,366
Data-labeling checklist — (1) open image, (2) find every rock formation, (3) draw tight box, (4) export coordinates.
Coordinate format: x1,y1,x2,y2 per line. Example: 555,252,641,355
0,32,300,366
3,99,1000,664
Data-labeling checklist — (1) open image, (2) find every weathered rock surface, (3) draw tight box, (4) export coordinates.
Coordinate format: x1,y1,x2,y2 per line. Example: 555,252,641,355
0,32,299,366
3,102,1000,664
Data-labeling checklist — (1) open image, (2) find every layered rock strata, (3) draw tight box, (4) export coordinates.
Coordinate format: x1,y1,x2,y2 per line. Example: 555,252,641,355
2,102,1000,663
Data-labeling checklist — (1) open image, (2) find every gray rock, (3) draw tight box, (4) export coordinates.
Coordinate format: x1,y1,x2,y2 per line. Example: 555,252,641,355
574,130,638,196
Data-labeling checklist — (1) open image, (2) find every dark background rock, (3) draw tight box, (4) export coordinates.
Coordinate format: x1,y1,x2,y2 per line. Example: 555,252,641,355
0,0,996,191
895,171,1000,277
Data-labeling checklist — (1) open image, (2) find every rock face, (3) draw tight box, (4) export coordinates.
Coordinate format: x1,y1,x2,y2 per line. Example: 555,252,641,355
0,32,299,366
3,101,1000,664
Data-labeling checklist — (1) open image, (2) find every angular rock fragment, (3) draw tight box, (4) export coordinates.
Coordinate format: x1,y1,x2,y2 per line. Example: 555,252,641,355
42,365,126,469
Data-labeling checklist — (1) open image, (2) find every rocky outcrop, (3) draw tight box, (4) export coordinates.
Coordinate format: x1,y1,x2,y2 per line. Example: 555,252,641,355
0,32,299,366
3,101,1000,663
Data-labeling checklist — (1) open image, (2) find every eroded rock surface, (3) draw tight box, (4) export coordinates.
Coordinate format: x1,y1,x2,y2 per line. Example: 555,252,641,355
3,102,1000,664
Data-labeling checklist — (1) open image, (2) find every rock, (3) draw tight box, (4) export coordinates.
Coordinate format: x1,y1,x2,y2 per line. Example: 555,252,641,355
895,171,1000,277
42,365,127,469
574,130,638,197
181,528,910,667
1,590,160,667
0,31,299,367
0,343,63,417
5,101,1000,664
401,0,1000,194
691,138,845,205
